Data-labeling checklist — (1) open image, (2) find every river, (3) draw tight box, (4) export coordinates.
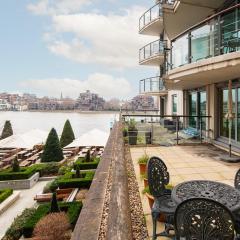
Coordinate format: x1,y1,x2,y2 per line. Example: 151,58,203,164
0,111,118,137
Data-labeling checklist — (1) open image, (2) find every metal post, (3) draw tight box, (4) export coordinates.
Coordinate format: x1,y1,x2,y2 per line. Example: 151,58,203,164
200,116,203,144
176,116,179,145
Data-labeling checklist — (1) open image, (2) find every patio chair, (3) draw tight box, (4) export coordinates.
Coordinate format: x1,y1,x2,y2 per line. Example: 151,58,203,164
147,156,176,239
174,198,235,240
234,169,240,190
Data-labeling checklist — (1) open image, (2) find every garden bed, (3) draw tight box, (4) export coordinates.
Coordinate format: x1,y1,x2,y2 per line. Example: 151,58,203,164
74,157,100,170
3,201,82,240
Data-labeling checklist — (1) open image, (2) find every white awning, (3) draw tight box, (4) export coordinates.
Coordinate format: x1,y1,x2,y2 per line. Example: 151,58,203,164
65,129,109,148
0,129,48,149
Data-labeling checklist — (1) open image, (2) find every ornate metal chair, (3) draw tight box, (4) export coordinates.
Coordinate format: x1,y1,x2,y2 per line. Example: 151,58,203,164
147,156,176,240
234,169,240,190
174,198,235,240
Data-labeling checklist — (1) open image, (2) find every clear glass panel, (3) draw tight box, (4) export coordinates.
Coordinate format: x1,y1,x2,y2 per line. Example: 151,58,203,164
221,10,239,54
191,24,214,62
172,95,177,114
189,92,197,128
200,92,207,130
172,34,189,68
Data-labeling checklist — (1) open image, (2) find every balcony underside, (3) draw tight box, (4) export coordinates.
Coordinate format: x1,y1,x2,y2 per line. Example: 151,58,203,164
139,17,164,36
139,54,164,66
165,52,240,90
141,90,168,97
163,0,225,40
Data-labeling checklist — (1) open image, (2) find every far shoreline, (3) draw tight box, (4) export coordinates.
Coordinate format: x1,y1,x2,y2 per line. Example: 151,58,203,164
0,110,120,114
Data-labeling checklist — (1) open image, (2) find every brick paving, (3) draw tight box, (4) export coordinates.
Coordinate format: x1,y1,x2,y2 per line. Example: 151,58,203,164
130,144,240,239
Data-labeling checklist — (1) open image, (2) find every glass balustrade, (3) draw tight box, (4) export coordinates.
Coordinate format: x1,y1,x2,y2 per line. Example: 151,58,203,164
139,77,165,94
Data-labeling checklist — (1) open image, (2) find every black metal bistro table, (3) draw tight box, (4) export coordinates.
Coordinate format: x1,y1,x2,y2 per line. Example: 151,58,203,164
171,180,240,212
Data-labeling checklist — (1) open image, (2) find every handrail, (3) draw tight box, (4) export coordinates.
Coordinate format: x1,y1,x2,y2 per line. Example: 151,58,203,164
139,76,165,93
139,39,167,62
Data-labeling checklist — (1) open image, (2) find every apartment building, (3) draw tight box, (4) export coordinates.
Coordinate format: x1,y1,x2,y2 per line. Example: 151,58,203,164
139,0,240,151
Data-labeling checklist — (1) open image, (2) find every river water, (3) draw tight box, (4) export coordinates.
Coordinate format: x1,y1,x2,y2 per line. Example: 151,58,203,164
0,111,118,137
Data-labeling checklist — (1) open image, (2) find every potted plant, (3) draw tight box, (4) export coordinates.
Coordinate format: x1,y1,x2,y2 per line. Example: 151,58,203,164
142,184,174,222
128,119,138,145
138,153,149,175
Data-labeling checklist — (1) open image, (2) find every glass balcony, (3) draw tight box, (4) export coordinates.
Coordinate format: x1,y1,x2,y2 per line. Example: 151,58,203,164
139,77,167,96
170,5,240,69
139,4,163,34
139,40,167,66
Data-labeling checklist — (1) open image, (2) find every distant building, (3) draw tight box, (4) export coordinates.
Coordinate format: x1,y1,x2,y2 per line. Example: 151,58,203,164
0,99,11,111
76,90,105,111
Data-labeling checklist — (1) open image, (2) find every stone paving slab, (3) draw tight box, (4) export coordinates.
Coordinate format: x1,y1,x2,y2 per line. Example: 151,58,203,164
130,144,240,239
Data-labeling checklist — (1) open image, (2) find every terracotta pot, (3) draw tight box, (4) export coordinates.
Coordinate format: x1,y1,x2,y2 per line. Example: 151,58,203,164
139,163,146,175
145,193,166,222
143,178,148,188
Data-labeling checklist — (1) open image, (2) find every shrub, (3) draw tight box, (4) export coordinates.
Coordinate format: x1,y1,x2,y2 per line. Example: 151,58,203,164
36,163,59,176
50,192,60,213
0,188,13,203
11,157,20,172
58,166,71,175
33,212,71,240
74,157,100,170
23,202,82,238
1,120,13,140
41,128,63,163
138,154,149,164
4,208,36,240
43,180,58,193
60,120,75,148
85,150,91,162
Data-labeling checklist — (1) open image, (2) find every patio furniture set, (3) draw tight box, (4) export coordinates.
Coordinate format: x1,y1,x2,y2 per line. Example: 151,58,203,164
148,156,240,240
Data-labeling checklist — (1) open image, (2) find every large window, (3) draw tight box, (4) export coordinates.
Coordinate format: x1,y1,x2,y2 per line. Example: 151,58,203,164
188,91,206,129
172,94,177,115
220,86,240,142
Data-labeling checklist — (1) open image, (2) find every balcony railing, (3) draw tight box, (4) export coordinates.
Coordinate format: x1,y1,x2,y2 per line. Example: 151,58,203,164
139,4,162,32
170,4,240,70
139,39,167,64
139,77,166,94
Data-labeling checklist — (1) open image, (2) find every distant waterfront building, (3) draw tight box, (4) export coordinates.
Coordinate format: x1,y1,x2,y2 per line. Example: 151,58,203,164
122,95,156,111
76,90,105,111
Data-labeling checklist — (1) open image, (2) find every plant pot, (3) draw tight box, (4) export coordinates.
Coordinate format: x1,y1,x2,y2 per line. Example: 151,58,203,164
139,163,146,175
143,178,148,188
145,193,166,222
128,130,138,145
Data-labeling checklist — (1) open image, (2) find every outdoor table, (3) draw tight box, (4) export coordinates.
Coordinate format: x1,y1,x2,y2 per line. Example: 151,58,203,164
171,180,240,212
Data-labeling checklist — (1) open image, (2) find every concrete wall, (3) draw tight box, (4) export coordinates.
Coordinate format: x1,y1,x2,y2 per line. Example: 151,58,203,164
0,172,39,190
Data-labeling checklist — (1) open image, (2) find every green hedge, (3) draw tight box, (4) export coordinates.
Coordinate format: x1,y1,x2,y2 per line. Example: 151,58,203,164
57,171,94,189
0,188,13,203
23,202,82,238
4,208,36,240
0,163,60,181
74,157,100,170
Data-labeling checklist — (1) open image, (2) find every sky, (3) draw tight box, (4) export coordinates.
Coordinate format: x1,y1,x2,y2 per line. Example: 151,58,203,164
0,0,157,100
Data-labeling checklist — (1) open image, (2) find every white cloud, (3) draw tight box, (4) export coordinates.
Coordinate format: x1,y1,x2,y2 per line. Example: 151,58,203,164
28,3,154,69
20,73,132,99
27,0,90,15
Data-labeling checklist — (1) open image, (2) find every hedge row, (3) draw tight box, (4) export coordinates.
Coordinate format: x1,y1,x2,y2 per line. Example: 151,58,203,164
0,188,13,203
0,163,59,181
23,202,82,238
74,157,100,170
57,171,95,189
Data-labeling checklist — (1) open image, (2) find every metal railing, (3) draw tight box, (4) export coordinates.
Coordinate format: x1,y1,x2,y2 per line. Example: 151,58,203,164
122,114,211,146
139,77,166,94
139,39,167,63
139,3,162,32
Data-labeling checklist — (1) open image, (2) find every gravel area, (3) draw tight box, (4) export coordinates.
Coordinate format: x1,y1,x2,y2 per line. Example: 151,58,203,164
125,145,149,240
98,160,113,240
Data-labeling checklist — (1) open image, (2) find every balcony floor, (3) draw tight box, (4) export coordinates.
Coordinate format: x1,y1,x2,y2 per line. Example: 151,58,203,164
130,144,240,239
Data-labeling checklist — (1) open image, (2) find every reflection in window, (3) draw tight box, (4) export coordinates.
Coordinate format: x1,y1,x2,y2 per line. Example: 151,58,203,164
172,95,177,115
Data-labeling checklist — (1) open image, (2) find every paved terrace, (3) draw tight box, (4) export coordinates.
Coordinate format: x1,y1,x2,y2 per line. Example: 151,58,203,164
131,144,240,239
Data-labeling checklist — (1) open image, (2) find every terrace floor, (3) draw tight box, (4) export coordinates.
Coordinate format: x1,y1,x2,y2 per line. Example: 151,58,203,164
130,144,240,240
